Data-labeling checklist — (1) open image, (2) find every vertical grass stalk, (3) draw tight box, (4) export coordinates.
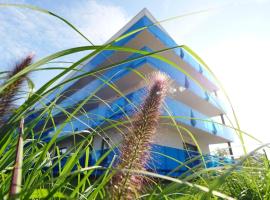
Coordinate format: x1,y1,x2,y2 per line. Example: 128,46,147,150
9,118,24,199
111,72,170,199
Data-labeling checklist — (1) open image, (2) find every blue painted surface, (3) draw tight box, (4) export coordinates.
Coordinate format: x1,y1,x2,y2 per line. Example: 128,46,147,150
43,46,226,124
52,144,234,176
31,12,236,176
38,14,218,108
30,13,229,142
45,87,234,142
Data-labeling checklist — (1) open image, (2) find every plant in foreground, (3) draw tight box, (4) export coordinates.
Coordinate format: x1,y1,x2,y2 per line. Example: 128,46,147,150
110,72,170,199
0,54,33,125
9,118,24,200
0,55,32,199
220,153,270,200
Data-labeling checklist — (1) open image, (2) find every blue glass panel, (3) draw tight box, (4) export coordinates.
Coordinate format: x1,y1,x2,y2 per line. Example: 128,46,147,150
34,14,220,111
82,144,234,177
43,86,235,142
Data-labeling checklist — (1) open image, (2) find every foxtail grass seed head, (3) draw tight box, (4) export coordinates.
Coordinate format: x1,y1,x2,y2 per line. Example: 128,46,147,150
110,72,170,200
0,54,33,124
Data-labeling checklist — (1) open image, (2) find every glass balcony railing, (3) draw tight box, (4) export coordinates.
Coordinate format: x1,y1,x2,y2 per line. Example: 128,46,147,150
38,15,219,114
165,97,235,141
47,87,235,142
50,144,234,177
177,48,216,84
145,56,226,114
50,52,226,119
120,15,217,86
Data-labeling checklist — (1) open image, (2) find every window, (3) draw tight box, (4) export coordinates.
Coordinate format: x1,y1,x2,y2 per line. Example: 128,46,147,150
183,143,198,153
183,143,200,167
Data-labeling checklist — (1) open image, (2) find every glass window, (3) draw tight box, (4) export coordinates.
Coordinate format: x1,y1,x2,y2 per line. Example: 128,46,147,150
183,143,198,152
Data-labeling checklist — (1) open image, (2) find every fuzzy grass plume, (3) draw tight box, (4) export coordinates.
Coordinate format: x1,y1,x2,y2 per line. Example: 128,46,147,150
0,54,33,124
110,72,170,200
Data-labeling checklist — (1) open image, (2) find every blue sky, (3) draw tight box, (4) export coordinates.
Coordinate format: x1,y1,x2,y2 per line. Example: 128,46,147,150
1,0,270,154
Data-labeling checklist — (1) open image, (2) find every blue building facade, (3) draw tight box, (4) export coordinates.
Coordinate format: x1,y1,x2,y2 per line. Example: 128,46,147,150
37,8,235,176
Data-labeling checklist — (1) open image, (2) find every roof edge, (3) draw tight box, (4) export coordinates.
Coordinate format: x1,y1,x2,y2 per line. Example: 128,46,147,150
106,8,168,43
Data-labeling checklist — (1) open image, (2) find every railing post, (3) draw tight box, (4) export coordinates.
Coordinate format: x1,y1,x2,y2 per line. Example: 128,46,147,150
227,142,234,160
220,114,225,125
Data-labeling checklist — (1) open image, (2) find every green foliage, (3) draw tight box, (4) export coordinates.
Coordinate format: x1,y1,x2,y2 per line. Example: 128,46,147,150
110,73,170,199
220,153,270,200
0,3,268,200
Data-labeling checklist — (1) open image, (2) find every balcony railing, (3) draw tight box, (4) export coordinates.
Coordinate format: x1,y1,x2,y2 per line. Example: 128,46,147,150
53,144,234,177
45,87,235,142
50,53,226,118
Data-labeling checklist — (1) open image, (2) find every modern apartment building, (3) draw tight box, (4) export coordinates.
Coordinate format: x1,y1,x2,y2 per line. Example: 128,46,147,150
34,8,235,175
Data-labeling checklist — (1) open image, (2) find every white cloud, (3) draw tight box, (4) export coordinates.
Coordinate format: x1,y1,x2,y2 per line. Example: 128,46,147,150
66,1,130,44
0,0,129,63
0,0,129,87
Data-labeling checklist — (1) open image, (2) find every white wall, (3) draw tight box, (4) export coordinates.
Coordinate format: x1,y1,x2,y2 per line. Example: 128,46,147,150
92,123,211,154
56,121,222,155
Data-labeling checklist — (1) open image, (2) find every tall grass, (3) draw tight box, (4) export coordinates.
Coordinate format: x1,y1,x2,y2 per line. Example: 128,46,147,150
0,3,268,200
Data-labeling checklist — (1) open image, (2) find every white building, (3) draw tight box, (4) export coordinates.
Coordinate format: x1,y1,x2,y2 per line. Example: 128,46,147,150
37,8,235,176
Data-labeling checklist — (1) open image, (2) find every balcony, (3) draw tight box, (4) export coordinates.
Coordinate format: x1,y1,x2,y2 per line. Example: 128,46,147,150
47,87,235,143
110,12,218,90
50,52,226,119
